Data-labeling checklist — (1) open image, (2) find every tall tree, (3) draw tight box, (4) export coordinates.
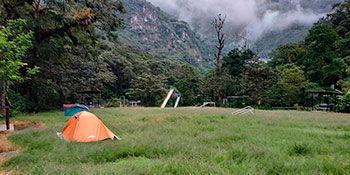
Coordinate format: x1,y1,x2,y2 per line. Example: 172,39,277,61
175,65,202,106
276,64,308,106
212,14,226,76
303,24,345,86
240,58,279,105
208,14,226,104
128,73,167,106
0,19,38,109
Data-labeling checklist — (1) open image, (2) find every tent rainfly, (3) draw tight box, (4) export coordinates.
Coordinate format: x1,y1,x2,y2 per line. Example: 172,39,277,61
58,111,119,142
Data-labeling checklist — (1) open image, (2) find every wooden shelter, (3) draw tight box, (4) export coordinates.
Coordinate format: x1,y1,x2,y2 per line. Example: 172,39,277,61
77,87,102,107
306,90,343,111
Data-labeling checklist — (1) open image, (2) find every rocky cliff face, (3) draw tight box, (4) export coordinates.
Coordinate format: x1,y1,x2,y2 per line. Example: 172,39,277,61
118,0,213,70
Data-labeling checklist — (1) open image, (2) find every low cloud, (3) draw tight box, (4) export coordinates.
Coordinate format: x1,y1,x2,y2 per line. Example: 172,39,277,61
148,0,341,41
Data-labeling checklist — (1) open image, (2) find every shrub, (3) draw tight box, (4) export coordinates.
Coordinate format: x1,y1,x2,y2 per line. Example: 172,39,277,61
105,98,121,107
289,143,312,156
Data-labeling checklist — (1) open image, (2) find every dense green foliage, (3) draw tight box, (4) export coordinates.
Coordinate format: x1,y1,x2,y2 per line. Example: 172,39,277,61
3,108,350,174
0,19,38,112
2,0,350,112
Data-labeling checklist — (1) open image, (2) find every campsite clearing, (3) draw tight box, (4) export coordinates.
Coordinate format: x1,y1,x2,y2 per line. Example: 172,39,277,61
1,108,350,174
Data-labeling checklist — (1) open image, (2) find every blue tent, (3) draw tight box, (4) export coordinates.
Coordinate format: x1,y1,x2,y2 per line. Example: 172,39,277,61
64,104,90,117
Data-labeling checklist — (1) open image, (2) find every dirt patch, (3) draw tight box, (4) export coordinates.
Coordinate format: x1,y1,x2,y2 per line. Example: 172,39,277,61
0,121,44,153
0,122,44,174
0,131,17,175
0,132,16,154
12,121,44,131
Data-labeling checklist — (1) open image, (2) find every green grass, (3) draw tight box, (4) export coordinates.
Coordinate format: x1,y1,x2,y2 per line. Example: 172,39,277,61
2,108,350,174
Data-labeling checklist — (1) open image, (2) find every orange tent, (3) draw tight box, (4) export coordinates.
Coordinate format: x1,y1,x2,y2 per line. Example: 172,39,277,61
58,111,119,142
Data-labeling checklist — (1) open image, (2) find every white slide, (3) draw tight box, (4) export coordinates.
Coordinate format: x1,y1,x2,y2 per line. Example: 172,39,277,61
161,89,174,108
174,97,180,108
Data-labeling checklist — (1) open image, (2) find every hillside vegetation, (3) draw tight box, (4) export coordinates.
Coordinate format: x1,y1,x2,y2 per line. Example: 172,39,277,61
2,0,350,113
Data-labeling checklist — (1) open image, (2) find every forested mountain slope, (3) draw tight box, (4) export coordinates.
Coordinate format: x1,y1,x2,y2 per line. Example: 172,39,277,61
118,0,213,70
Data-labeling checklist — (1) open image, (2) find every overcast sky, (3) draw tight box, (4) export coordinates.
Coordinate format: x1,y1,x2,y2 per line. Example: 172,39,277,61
147,0,341,41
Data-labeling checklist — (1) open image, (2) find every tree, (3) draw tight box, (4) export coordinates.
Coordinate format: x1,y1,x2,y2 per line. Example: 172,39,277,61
212,14,226,76
128,73,167,106
0,19,39,109
208,14,226,105
175,65,202,106
268,43,306,68
0,0,125,110
240,58,279,105
100,50,135,97
302,23,344,86
277,64,308,106
223,48,255,76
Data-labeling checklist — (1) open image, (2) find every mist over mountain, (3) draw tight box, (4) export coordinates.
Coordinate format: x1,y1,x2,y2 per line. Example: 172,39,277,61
148,0,341,40
148,0,342,57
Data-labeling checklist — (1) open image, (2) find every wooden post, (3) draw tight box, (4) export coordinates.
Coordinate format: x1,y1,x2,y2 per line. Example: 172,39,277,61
334,94,337,111
98,93,101,108
5,106,9,130
312,93,314,111
0,106,10,130
326,95,330,112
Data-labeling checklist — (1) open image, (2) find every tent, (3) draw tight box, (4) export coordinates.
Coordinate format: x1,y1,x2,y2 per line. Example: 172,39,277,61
62,104,76,111
58,111,119,142
64,104,90,117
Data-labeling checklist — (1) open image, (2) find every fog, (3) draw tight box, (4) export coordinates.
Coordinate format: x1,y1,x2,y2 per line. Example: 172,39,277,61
147,0,341,41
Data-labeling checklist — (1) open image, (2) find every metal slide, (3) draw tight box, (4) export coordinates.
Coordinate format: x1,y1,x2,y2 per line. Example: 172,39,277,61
161,89,174,108
231,106,255,115
174,97,181,108
199,102,216,108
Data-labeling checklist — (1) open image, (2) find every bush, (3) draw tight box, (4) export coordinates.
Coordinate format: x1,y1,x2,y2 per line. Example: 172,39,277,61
289,143,312,156
294,104,304,111
104,98,121,107
334,102,346,112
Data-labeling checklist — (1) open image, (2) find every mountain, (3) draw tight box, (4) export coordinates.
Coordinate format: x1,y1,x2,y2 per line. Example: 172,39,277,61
118,0,213,71
118,0,341,71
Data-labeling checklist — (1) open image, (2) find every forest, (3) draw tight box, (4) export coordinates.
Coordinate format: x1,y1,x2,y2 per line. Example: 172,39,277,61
1,0,350,114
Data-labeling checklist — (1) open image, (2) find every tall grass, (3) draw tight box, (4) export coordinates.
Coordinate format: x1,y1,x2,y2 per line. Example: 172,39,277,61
2,108,350,174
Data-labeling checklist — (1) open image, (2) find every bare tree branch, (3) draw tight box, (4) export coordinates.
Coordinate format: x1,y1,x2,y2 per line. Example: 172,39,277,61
212,14,226,76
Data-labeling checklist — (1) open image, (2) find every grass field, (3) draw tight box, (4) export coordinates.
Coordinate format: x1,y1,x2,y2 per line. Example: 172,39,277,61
1,108,350,174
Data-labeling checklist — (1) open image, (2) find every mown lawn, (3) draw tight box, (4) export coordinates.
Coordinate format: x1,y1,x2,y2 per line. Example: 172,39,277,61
2,108,350,174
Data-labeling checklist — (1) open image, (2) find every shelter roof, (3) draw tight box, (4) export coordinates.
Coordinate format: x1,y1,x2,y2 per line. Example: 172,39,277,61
306,89,343,95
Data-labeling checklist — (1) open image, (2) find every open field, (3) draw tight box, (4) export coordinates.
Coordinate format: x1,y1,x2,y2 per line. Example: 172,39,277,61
1,108,350,174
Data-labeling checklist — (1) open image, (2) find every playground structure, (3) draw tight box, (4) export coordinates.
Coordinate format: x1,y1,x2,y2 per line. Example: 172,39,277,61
119,96,141,107
129,100,141,107
199,102,216,108
232,106,255,115
161,89,181,108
